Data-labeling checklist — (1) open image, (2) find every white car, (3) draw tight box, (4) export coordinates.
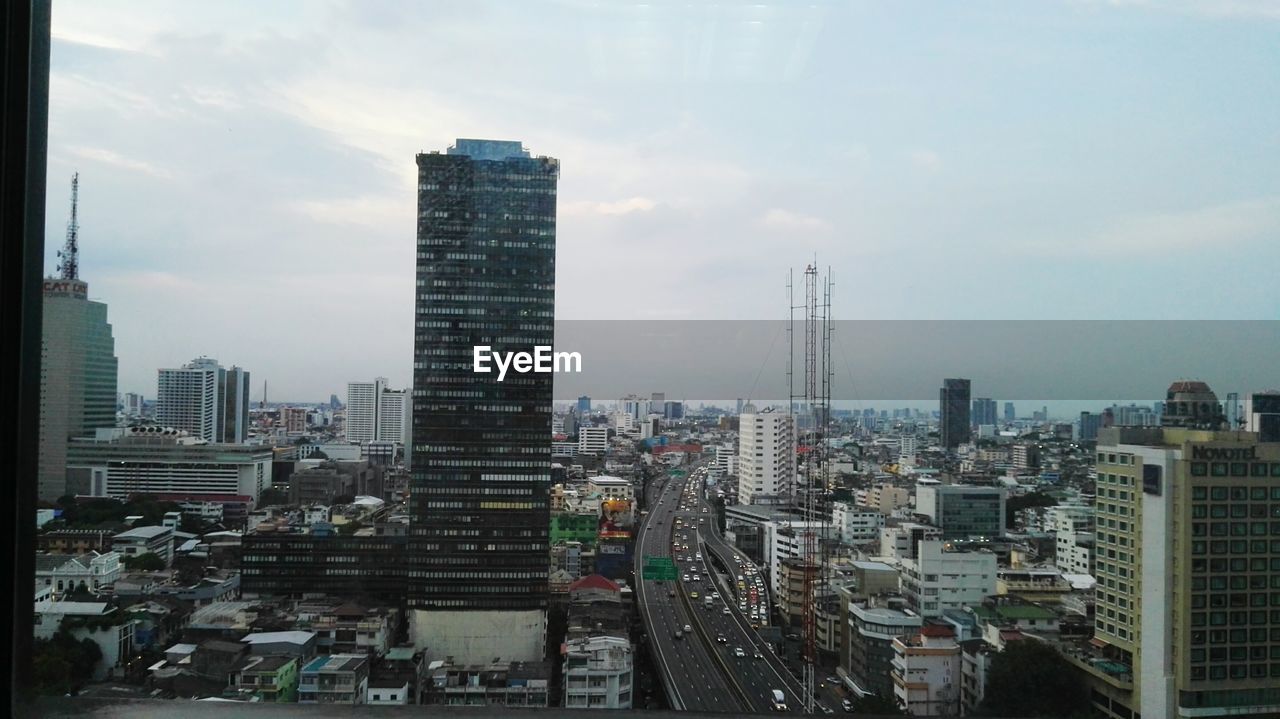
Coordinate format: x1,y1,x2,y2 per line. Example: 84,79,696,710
734,647,746,657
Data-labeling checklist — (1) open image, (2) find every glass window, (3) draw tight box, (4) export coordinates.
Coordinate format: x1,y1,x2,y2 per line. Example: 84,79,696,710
1231,463,1249,477
1212,463,1229,477
1192,462,1208,477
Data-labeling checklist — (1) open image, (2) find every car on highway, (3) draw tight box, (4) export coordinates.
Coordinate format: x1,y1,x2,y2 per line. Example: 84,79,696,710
683,574,690,581
771,689,788,711
716,635,727,643
673,630,683,640
690,591,699,599
683,624,692,633
734,647,746,657
754,650,764,659
722,607,731,615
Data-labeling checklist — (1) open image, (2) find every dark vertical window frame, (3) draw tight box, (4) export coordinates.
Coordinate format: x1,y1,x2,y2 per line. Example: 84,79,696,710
2,0,49,710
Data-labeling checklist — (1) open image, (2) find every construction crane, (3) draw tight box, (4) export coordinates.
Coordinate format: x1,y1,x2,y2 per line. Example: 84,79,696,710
56,172,80,280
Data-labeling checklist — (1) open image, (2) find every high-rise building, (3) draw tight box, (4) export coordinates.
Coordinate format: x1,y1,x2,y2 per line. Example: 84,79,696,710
971,397,997,428
38,278,118,501
408,139,558,663
576,395,591,416
1088,411,1280,719
1079,411,1103,441
939,378,971,450
737,403,795,504
1003,401,1015,422
156,358,250,444
122,392,144,418
1244,390,1280,443
345,377,409,446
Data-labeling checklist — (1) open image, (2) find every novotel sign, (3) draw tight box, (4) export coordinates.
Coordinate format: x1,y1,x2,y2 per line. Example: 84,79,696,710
43,279,88,299
1191,446,1258,461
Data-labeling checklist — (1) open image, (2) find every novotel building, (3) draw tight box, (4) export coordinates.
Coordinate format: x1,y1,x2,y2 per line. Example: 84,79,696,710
1086,381,1280,719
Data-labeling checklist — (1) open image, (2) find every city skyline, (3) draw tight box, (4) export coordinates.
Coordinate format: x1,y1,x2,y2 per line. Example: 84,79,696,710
44,0,1280,400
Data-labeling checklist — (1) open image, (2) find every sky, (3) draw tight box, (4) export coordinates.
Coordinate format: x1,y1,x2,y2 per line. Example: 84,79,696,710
45,0,1280,403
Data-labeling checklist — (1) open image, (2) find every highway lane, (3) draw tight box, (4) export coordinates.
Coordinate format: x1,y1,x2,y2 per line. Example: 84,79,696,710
679,467,810,714
636,471,744,713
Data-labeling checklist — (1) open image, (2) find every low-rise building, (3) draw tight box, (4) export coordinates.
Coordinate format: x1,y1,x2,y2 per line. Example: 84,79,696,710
845,595,923,701
299,654,369,705
562,635,634,709
899,540,997,618
112,525,175,565
231,655,299,703
891,625,961,716
422,659,551,707
35,551,122,595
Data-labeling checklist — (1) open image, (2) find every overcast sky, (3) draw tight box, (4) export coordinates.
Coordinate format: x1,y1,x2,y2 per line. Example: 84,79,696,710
46,0,1280,402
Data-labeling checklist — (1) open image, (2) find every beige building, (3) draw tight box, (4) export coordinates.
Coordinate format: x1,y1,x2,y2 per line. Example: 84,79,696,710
1083,414,1280,718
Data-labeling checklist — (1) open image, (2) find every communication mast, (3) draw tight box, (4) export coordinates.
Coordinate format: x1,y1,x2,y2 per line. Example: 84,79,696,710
56,173,80,280
789,261,832,714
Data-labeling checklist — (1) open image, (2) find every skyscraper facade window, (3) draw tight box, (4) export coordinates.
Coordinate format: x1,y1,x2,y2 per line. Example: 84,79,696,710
940,378,972,450
408,139,558,662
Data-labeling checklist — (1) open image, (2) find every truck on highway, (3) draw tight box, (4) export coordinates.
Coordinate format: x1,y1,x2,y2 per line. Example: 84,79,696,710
703,596,713,609
771,689,787,711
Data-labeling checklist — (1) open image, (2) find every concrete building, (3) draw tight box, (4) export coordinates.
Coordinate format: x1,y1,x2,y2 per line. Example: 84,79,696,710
1244,390,1280,442
156,357,250,444
891,625,961,716
35,551,123,595
738,404,795,504
879,523,943,561
915,483,1005,540
845,595,923,701
865,483,912,515
113,525,175,565
66,427,272,502
345,377,409,446
579,426,609,455
1080,415,1280,719
831,502,886,545
34,600,136,680
899,540,997,618
562,635,634,709
298,654,369,704
38,277,118,501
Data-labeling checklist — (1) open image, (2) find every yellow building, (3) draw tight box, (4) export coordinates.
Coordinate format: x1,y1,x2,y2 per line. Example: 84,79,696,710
1086,412,1280,718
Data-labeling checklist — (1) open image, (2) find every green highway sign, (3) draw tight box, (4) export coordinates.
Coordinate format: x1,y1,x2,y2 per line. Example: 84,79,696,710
642,556,677,581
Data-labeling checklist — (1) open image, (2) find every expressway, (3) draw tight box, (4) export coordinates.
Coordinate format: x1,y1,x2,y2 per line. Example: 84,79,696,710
636,470,745,712
637,465,807,714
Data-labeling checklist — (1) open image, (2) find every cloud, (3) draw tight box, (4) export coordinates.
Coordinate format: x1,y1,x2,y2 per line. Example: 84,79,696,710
760,208,829,231
908,149,942,172
1079,0,1280,20
1025,197,1280,258
291,195,412,229
52,27,152,54
561,197,657,217
63,145,173,179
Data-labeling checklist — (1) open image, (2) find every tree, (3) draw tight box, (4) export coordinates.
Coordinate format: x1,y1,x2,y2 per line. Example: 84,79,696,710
257,488,289,507
32,629,103,695
122,552,166,571
1005,491,1058,529
179,513,205,535
977,640,1090,717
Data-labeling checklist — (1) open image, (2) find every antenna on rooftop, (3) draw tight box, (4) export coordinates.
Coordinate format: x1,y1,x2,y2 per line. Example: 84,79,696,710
56,173,80,280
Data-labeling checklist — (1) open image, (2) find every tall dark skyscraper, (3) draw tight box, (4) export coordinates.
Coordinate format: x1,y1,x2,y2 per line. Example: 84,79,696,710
577,395,591,416
408,139,558,662
1003,401,1015,422
939,378,971,450
971,397,997,427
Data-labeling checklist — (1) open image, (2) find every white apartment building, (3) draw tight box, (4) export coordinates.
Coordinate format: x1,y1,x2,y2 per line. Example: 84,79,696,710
1045,504,1094,534
345,378,409,445
738,404,795,505
879,523,942,561
562,635,634,709
1055,530,1094,576
588,476,633,502
891,625,961,716
578,426,609,455
155,358,219,442
899,540,997,618
765,521,825,600
831,502,886,545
